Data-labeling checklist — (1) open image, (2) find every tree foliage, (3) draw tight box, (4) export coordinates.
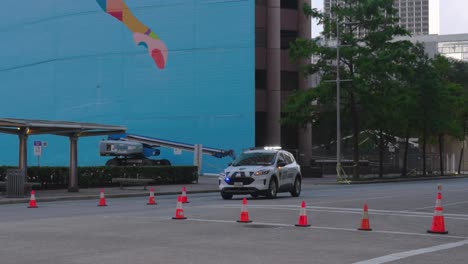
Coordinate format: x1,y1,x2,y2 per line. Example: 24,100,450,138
285,0,411,179
284,0,468,177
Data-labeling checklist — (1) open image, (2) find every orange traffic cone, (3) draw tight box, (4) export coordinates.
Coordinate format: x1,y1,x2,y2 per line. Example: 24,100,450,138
358,203,372,231
427,184,448,234
295,200,311,227
97,189,107,206
180,186,189,203
28,190,38,208
147,187,157,205
237,198,252,223
172,196,187,220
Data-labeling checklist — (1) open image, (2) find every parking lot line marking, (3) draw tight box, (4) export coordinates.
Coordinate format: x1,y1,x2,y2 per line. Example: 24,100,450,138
406,200,468,210
186,218,468,239
206,205,468,220
351,239,468,264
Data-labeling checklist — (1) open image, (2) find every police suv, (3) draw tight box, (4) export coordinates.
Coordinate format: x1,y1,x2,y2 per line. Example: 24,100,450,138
218,147,302,199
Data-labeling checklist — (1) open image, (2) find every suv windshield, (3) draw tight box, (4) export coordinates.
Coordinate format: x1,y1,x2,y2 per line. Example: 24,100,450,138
231,152,276,166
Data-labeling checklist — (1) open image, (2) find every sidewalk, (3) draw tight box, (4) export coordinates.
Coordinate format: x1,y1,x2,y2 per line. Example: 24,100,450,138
1,174,466,205
0,175,338,205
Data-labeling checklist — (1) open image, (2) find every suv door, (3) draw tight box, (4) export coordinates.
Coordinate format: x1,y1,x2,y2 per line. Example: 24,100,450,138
283,152,296,185
276,153,289,187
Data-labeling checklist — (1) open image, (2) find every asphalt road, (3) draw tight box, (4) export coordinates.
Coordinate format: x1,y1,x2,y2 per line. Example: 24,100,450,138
1,178,467,264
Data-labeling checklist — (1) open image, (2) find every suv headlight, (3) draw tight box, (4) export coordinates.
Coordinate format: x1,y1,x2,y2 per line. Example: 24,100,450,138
254,170,270,176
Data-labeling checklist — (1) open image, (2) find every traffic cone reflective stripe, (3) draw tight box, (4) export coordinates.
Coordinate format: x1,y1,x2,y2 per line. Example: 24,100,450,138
98,189,107,206
180,186,189,203
358,203,372,231
147,187,157,205
237,198,252,223
428,185,448,234
172,196,187,220
28,190,38,208
295,200,311,227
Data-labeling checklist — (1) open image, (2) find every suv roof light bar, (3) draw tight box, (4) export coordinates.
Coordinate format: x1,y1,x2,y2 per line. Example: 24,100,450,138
264,146,281,150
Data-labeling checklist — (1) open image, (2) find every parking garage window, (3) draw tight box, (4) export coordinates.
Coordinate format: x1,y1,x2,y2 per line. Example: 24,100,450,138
281,30,298,50
281,0,298,9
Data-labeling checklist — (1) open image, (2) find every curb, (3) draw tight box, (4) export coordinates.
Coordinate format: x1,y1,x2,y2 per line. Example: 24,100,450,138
0,189,220,205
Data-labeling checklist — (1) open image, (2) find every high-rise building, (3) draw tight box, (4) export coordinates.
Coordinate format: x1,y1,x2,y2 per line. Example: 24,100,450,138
393,0,440,35
255,0,312,165
393,0,429,35
323,0,439,35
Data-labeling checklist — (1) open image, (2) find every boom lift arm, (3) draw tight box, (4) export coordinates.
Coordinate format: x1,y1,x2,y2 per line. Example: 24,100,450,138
99,133,235,166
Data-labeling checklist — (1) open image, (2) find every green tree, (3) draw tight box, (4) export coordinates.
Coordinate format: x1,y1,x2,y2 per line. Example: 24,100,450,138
394,43,426,177
405,50,453,176
430,56,464,175
445,59,468,174
285,0,410,179
359,38,416,177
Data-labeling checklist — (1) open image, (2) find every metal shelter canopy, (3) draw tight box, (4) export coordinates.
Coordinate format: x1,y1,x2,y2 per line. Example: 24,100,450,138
0,118,126,192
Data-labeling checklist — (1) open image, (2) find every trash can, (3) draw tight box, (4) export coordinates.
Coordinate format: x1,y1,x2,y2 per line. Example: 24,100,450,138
6,169,25,198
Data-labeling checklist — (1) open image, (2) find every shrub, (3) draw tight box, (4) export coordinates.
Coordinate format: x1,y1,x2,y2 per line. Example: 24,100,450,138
0,166,198,189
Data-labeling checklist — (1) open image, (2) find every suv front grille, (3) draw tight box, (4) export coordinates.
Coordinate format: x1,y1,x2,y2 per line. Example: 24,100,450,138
229,171,254,177
226,176,254,185
222,187,258,193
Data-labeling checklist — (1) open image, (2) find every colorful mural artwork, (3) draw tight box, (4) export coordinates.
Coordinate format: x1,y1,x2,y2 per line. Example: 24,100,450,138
96,0,168,69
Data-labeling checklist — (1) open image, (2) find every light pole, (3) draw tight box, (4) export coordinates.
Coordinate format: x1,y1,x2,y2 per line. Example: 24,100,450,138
335,14,356,179
336,18,342,177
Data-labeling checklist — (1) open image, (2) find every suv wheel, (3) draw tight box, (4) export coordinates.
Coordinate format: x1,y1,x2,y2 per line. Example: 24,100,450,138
290,176,301,197
266,178,277,199
221,191,233,200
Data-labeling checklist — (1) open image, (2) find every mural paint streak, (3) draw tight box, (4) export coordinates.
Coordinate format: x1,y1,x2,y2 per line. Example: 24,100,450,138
96,0,168,69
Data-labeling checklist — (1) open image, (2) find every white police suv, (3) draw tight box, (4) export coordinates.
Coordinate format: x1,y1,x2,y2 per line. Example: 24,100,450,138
218,147,302,199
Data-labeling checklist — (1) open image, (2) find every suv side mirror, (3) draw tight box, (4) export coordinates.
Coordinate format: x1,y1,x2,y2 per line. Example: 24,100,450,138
277,161,286,167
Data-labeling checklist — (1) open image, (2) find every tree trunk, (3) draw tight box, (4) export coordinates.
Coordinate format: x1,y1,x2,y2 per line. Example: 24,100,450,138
350,92,360,180
438,133,444,176
458,119,466,175
379,130,384,178
402,130,409,177
422,123,427,177
459,147,465,175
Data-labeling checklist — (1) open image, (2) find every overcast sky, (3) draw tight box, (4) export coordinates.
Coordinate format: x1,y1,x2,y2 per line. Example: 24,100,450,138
311,0,468,37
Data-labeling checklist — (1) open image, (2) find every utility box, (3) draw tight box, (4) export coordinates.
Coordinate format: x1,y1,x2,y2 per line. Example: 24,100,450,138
6,169,25,198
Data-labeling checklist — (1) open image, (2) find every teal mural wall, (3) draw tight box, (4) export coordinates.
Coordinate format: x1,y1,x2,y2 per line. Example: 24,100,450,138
0,0,254,173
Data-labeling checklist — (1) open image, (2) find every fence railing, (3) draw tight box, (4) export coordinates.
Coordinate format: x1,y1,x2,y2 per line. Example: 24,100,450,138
288,147,465,176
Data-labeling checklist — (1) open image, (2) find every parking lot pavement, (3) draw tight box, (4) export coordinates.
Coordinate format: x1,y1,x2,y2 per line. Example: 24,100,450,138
2,177,468,264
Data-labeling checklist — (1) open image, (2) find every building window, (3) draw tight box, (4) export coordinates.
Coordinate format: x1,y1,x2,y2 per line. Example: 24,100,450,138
256,70,267,90
281,30,298,50
280,0,298,9
281,71,299,91
256,27,266,48
255,0,266,6
255,111,267,147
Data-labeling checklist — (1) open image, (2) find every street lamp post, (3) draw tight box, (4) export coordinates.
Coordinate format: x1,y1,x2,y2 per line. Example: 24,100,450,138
335,14,356,179
336,19,342,176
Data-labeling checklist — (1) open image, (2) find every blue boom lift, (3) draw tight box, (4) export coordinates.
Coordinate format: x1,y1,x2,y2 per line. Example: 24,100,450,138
99,133,235,166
